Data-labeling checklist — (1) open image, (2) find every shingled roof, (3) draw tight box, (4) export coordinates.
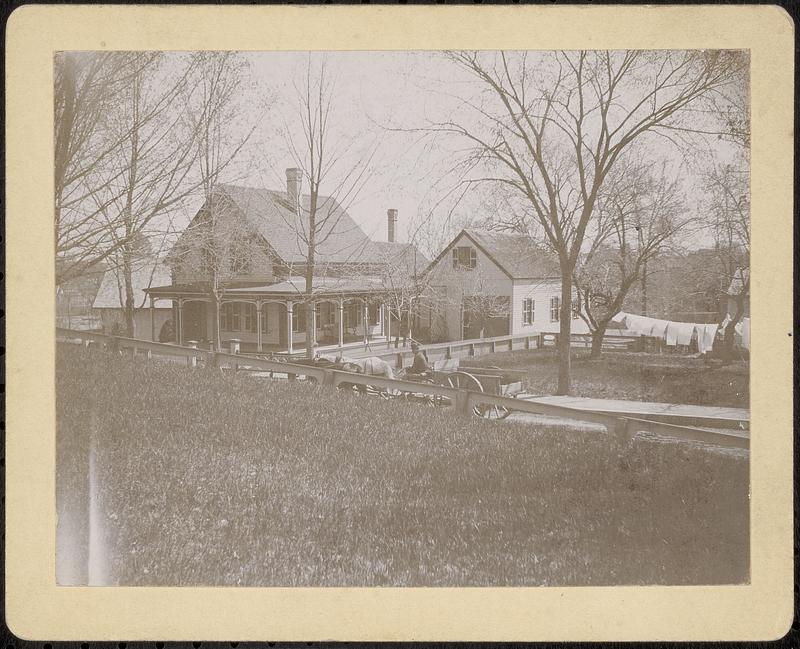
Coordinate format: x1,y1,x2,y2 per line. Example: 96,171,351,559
217,184,416,266
460,229,559,279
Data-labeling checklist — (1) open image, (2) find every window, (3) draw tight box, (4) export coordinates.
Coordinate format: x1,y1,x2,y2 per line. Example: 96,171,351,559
292,303,305,334
522,298,535,326
571,298,580,319
315,302,335,327
260,305,268,334
229,238,252,275
220,303,242,332
550,296,560,322
243,304,256,333
452,246,477,270
343,302,362,330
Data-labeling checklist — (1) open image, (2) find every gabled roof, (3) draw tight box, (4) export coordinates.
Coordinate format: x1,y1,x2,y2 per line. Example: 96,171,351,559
429,228,559,280
93,260,172,309
362,240,430,275
216,184,400,266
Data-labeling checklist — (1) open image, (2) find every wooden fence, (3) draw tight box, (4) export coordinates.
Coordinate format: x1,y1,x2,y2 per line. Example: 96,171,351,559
284,331,642,367
56,328,748,450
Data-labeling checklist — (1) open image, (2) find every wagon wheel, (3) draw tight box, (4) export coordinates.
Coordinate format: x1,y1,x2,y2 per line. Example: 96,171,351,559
445,371,486,417
446,371,510,419
482,402,511,420
480,367,512,419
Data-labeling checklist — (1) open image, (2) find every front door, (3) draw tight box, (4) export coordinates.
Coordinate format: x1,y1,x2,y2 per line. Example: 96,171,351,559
183,302,207,343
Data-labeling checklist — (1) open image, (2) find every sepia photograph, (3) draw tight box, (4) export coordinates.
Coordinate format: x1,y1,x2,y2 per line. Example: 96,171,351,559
53,47,754,589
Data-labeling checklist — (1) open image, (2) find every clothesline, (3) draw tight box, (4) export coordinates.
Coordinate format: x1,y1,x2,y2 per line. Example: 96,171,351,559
611,312,750,352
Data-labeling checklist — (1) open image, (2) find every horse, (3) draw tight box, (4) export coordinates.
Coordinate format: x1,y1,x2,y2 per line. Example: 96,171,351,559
336,356,398,396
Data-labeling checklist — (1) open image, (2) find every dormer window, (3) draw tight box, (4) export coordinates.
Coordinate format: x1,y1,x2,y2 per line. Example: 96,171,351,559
452,246,477,269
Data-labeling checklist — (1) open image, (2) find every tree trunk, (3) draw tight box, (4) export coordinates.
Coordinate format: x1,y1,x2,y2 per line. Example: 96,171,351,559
590,322,608,359
212,292,221,352
122,248,135,338
720,293,746,361
556,275,573,395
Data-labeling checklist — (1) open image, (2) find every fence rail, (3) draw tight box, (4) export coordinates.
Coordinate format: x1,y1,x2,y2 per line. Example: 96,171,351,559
56,327,748,450
307,331,642,368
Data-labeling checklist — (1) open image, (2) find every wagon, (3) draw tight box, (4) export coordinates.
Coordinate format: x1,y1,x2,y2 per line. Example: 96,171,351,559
252,353,527,419
418,358,527,419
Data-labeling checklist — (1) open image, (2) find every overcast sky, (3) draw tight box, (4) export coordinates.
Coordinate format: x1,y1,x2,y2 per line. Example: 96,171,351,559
167,50,744,256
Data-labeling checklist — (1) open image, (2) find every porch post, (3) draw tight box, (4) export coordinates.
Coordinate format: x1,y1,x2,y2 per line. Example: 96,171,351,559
177,299,184,346
363,300,369,346
337,298,345,349
378,301,385,337
256,301,263,353
286,301,294,355
149,296,156,342
310,302,317,349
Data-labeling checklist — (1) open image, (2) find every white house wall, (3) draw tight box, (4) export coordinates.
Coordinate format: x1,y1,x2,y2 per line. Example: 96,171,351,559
424,231,591,341
510,279,590,335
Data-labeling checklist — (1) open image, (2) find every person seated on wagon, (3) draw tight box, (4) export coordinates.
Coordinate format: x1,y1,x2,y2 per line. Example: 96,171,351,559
406,341,431,377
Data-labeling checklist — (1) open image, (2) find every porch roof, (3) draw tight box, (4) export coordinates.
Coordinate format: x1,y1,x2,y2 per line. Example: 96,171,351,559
146,276,392,300
227,276,386,296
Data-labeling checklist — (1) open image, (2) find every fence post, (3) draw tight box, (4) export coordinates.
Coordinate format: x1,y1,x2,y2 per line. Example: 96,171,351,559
446,346,452,360
228,339,240,373
490,340,496,353
146,349,152,361
187,341,198,368
470,343,475,356
454,390,471,417
396,352,404,369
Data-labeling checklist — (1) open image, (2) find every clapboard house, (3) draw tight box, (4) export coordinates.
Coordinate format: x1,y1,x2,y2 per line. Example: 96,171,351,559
423,229,589,341
146,168,427,353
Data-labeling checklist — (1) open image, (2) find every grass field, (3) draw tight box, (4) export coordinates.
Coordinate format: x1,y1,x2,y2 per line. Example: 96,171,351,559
468,349,749,408
57,344,749,587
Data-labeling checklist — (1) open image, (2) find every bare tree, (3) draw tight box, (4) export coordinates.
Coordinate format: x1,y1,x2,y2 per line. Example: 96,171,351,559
279,57,380,357
436,49,746,394
575,161,688,357
87,53,205,337
705,158,749,359
54,51,159,284
168,52,256,350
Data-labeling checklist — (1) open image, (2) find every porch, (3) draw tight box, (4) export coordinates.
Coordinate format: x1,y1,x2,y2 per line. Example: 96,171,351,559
145,277,403,354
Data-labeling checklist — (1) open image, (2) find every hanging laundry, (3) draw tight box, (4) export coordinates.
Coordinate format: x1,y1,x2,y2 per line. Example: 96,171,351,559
674,322,695,346
741,317,750,350
649,319,669,338
611,311,628,325
698,323,719,354
624,314,645,334
665,323,678,346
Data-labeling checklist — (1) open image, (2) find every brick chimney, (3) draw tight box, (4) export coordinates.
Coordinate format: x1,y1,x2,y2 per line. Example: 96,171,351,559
387,209,398,243
286,168,302,212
